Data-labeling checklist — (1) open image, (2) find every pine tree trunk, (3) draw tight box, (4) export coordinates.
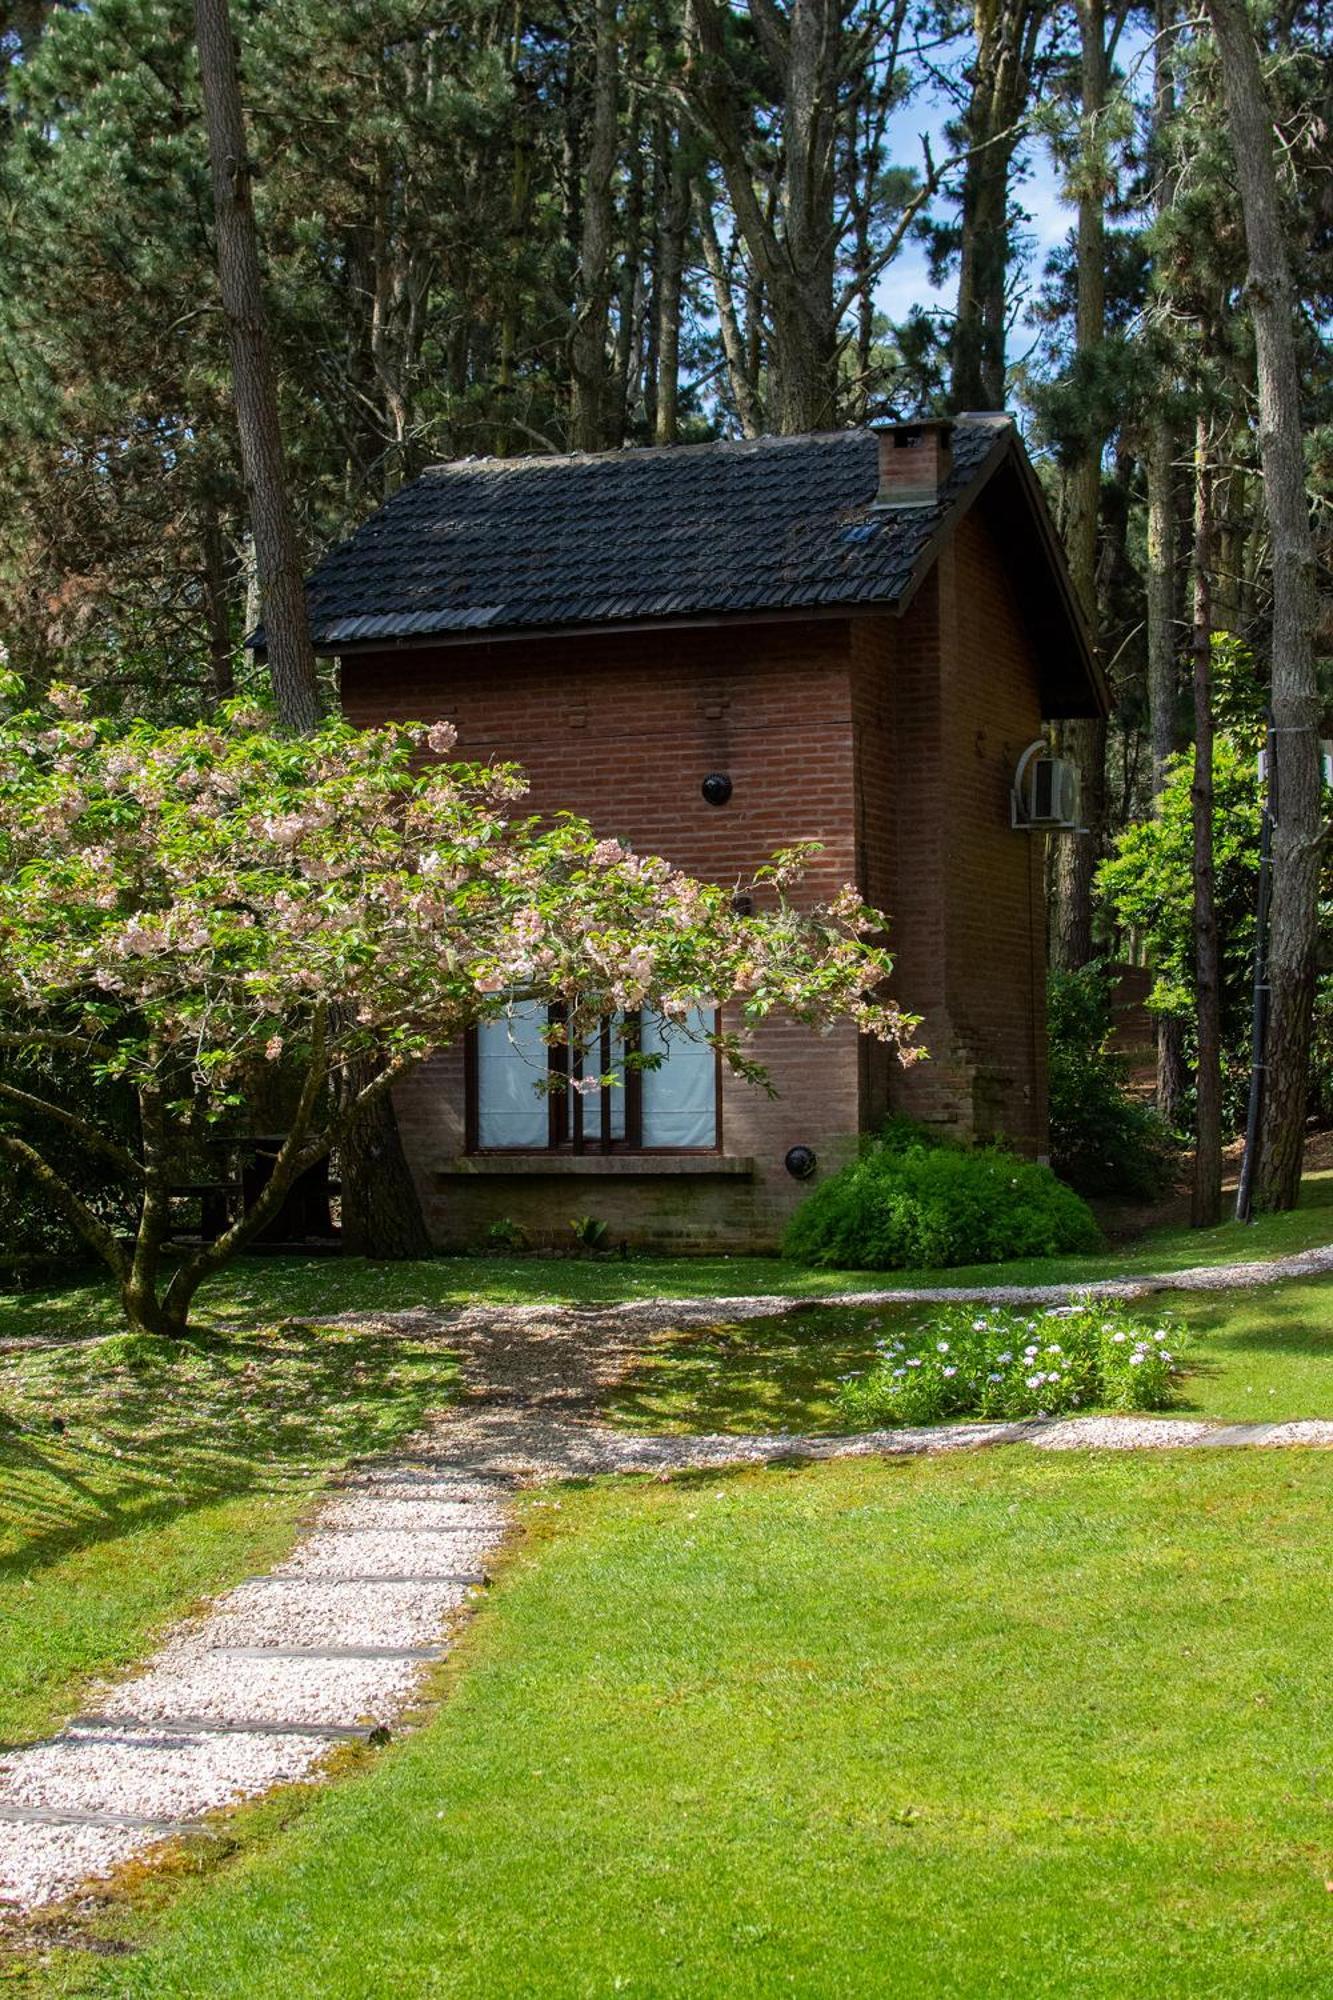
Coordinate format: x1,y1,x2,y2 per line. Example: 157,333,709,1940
1206,0,1321,1211
653,138,690,445
950,0,1035,411
1190,416,1222,1227
697,190,762,436
1050,0,1108,972
199,499,236,707
196,0,431,1256
194,0,321,734
568,0,618,451
1146,418,1185,1121
1145,420,1178,796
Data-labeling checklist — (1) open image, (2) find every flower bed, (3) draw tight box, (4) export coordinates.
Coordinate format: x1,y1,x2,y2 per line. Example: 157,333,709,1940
836,1299,1185,1427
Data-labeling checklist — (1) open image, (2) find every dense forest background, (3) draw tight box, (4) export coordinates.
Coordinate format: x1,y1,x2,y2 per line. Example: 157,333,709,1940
0,0,1330,1228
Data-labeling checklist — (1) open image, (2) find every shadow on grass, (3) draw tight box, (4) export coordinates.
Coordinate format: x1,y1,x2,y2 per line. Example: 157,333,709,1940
0,1326,459,1588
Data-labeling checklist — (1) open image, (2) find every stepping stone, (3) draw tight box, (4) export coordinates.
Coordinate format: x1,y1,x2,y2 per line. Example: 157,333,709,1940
1195,1422,1284,1447
70,1713,376,1743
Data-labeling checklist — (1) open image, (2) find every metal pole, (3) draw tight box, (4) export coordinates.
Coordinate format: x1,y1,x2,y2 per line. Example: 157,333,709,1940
1235,712,1276,1222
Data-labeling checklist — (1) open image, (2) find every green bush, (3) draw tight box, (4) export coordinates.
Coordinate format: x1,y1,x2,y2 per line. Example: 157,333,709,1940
1047,966,1177,1199
782,1125,1100,1271
836,1298,1185,1426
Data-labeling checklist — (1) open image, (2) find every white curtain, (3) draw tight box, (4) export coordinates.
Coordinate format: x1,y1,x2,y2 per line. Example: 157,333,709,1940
641,1007,716,1148
476,1002,549,1148
574,1016,627,1142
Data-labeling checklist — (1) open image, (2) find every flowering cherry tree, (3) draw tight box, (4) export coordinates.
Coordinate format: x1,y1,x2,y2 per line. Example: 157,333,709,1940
0,687,919,1334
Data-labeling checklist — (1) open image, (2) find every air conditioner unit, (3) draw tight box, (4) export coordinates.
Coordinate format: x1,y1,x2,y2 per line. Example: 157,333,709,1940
1012,741,1081,830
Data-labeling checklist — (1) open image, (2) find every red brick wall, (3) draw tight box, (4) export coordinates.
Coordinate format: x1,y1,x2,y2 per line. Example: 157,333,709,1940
338,510,1053,1250
850,519,1049,1155
341,620,863,1250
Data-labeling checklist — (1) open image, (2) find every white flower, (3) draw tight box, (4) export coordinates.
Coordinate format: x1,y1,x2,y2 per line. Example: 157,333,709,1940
1153,1332,1167,1343
1026,1375,1042,1388
1129,1354,1143,1365
893,1369,906,1379
907,1358,922,1368
987,1373,1002,1384
996,1352,1012,1365
943,1366,957,1378
1111,1332,1127,1344
937,1341,950,1354
972,1318,987,1331
1046,1344,1062,1356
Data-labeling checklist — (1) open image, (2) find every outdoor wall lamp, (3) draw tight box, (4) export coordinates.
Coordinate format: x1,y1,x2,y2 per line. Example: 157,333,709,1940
785,1146,817,1180
701,772,733,806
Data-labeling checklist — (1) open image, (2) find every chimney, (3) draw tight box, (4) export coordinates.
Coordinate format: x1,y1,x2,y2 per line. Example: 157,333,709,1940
870,418,954,509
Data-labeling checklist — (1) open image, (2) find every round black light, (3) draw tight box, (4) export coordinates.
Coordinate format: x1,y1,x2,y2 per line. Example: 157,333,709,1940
731,891,754,917
702,772,733,807
785,1145,817,1181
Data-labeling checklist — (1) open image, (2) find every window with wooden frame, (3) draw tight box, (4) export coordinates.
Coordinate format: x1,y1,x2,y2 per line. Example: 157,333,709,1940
466,1003,721,1154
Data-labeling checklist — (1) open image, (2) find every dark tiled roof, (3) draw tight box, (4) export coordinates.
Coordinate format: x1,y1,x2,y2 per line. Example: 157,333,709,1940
296,418,1010,650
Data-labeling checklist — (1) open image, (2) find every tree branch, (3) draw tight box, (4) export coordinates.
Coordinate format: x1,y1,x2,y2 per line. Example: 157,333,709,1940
0,1131,130,1281
0,1081,145,1180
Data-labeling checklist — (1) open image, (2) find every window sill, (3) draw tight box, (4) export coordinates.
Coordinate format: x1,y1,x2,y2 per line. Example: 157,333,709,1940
438,1154,755,1179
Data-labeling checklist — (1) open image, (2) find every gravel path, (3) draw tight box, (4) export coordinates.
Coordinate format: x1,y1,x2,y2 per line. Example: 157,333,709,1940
6,1260,1333,1917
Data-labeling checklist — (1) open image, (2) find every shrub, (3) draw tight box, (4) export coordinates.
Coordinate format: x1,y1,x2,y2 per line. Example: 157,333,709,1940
836,1299,1185,1427
1047,966,1177,1199
782,1126,1100,1271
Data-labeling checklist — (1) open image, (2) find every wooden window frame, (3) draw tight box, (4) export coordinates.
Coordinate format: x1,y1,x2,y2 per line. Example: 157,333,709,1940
466,1007,723,1157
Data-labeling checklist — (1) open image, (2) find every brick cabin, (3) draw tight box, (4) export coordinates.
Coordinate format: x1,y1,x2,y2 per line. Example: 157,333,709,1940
295,415,1107,1252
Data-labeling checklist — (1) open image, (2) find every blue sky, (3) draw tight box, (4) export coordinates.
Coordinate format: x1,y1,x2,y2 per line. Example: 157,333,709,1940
876,96,1076,338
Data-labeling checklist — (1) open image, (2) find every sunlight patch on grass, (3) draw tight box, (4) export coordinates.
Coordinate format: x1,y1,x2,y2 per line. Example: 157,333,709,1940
604,1276,1333,1435
0,1324,458,1746
45,1451,1333,1999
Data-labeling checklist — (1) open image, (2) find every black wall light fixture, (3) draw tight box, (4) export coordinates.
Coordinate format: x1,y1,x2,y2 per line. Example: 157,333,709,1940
701,772,733,806
784,1145,817,1180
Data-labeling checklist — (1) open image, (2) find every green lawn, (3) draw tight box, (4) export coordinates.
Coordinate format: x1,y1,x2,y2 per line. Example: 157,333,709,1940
0,1325,458,1747
36,1450,1333,1998
3,1167,1332,1344
606,1275,1333,1435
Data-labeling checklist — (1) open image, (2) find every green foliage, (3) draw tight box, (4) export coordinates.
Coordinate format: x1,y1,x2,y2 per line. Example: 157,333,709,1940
1098,734,1263,1125
836,1299,1184,1427
783,1126,1100,1271
570,1215,610,1251
1047,966,1176,1198
485,1217,527,1253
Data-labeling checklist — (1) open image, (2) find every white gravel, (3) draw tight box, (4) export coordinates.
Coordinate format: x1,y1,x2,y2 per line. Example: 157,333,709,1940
315,1495,506,1533
98,1642,432,1730
0,1725,331,1822
276,1529,497,1578
203,1578,474,1651
1029,1415,1216,1450
0,1820,145,1910
1261,1420,1333,1447
0,1434,510,1912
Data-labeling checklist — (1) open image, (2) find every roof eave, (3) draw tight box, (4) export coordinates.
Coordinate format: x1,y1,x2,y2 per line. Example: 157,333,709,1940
889,427,1109,721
